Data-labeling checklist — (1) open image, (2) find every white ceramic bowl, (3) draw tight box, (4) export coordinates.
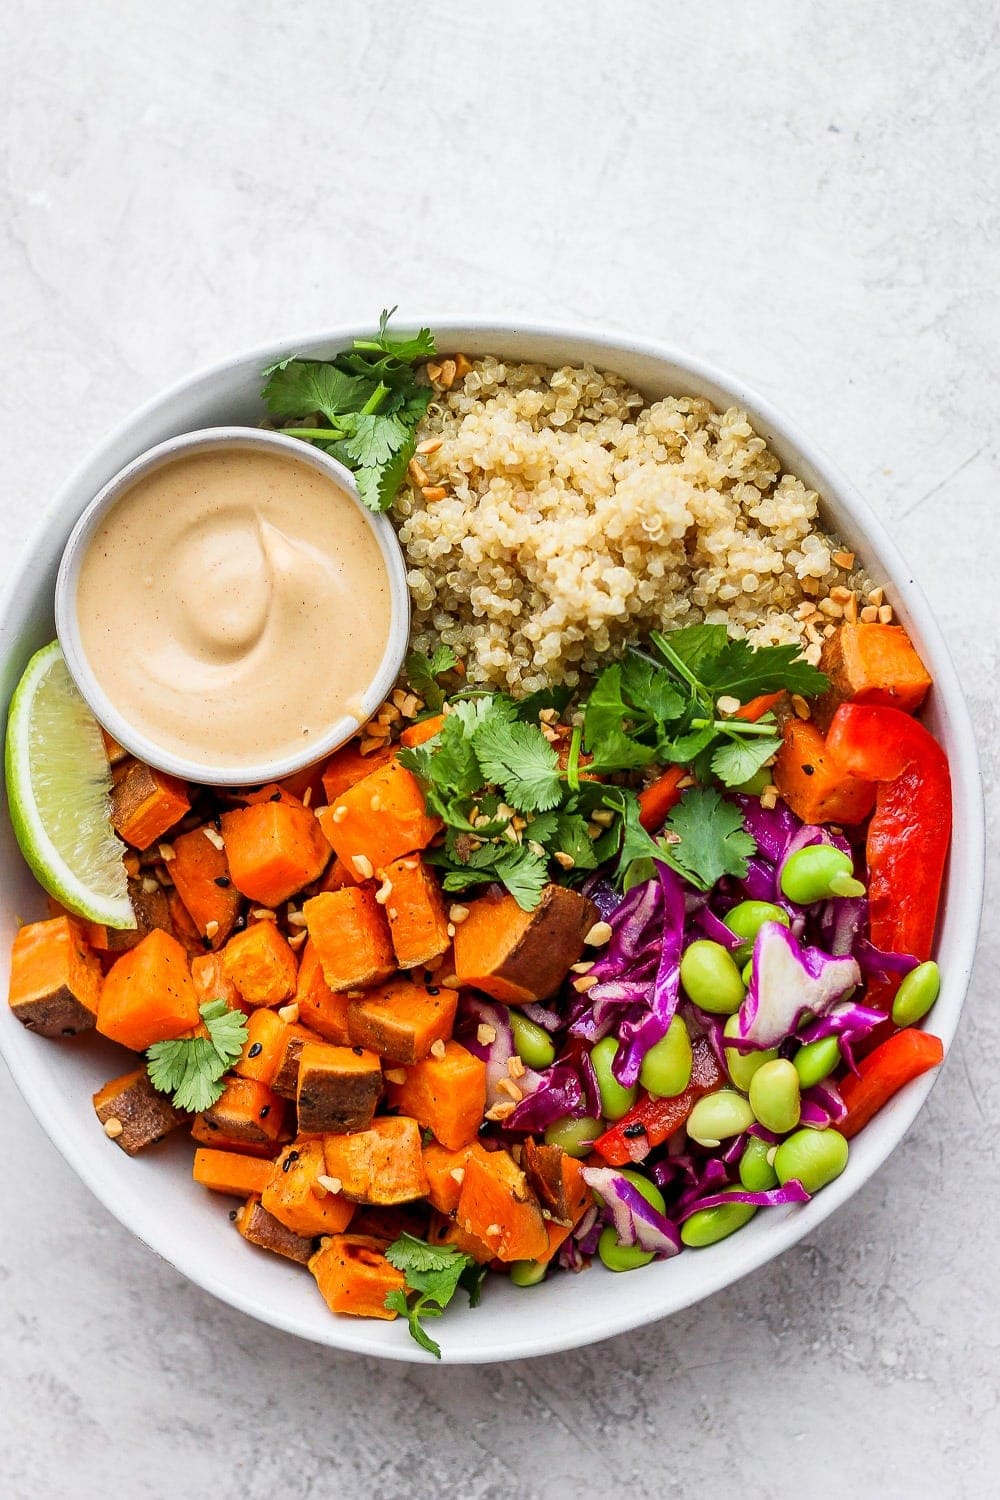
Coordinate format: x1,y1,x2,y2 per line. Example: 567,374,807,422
54,426,411,786
0,321,985,1363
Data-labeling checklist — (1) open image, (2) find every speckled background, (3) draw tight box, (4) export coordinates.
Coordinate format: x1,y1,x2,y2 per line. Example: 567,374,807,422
2,3,997,1496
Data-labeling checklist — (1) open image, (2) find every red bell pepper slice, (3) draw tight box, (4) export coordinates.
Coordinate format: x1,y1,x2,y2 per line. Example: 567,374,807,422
735,691,785,723
637,766,686,832
593,1034,724,1165
839,1027,944,1138
825,703,951,964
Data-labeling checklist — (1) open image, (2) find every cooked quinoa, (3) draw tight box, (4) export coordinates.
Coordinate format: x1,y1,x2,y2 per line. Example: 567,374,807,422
393,358,845,695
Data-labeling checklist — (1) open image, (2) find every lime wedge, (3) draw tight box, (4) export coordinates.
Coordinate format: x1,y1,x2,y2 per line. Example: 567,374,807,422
4,640,135,928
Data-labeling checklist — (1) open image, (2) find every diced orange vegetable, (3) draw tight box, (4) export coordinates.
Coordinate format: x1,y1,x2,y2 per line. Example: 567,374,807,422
399,714,446,748
190,950,242,1011
97,928,199,1051
8,915,102,1037
302,888,395,992
818,623,932,721
110,760,191,849
200,1076,286,1146
522,1139,591,1227
167,890,204,956
271,1022,323,1099
735,691,785,722
384,1040,487,1150
237,1197,314,1263
192,1147,273,1197
92,1067,182,1154
234,1008,287,1085
428,1210,496,1265
277,760,327,806
45,896,109,952
774,719,877,826
190,1114,279,1158
422,1140,494,1216
309,1234,406,1319
637,767,685,832
221,921,298,1007
294,939,352,1043
320,741,396,804
456,1146,547,1262
262,1139,355,1235
347,977,458,1065
323,1117,430,1205
319,759,442,876
101,728,129,766
313,856,354,894
453,884,597,1004
350,1204,430,1247
296,1042,382,1134
220,799,331,907
169,827,240,947
383,856,451,968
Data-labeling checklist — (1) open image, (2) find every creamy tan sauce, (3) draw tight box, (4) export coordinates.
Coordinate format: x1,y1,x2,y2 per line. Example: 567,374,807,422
76,446,392,774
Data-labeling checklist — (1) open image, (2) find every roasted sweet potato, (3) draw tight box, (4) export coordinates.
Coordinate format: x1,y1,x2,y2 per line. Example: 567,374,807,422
169,827,240,947
296,1042,382,1134
101,728,129,767
45,897,109,954
323,1117,430,1205
318,758,442,876
816,622,933,726
349,1204,430,1246
220,798,331,906
191,950,242,1011
428,1209,496,1265
456,1146,548,1262
262,1140,355,1236
320,741,394,804
111,760,191,849
302,888,395,992
422,1140,494,1216
97,928,199,1051
221,921,298,1007
237,1197,314,1264
93,1067,183,1154
313,857,355,895
383,856,451,969
234,1007,286,1085
167,890,205,956
522,1139,591,1226
8,916,101,1036
271,1022,324,1099
192,1147,273,1196
347,977,458,1066
294,940,352,1043
190,1114,280,1158
200,1076,285,1146
384,1040,487,1150
309,1234,406,1318
773,719,877,826
453,883,597,1004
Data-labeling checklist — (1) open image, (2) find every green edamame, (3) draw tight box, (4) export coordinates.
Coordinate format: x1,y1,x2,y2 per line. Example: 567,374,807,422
742,958,754,986
544,1116,602,1157
680,1188,758,1248
598,1224,654,1271
639,1016,693,1098
724,901,791,962
686,1089,755,1147
680,939,746,1015
793,1035,842,1089
732,766,772,796
739,1135,779,1191
780,844,866,904
748,1058,801,1134
509,1010,556,1070
723,1013,778,1093
773,1128,849,1194
891,960,941,1027
509,1258,548,1287
590,1037,639,1121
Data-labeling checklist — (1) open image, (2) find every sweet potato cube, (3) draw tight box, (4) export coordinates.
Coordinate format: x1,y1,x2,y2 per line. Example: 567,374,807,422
111,760,191,849
190,1114,279,1158
319,759,442,876
314,857,354,894
384,856,451,968
384,1040,486,1151
309,1234,406,1319
320,741,394,804
817,622,933,724
322,1117,429,1205
191,950,242,1010
45,897,109,953
234,1007,287,1085
296,1042,382,1134
169,827,241,947
453,884,597,1005
101,728,129,767
192,1147,273,1197
422,1140,494,1216
428,1209,496,1265
347,977,458,1065
349,1204,430,1246
200,1076,285,1146
456,1146,548,1262
237,1197,314,1264
302,888,395,992
92,1066,182,1154
262,1140,355,1236
522,1138,592,1227
295,939,352,1043
8,916,101,1036
220,799,331,906
97,928,199,1051
271,1023,324,1099
221,921,298,1007
774,719,877,826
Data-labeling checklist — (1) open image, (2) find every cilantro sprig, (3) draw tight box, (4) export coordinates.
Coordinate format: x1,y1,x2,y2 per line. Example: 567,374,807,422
261,309,436,512
384,1233,484,1358
404,645,458,713
146,1000,248,1113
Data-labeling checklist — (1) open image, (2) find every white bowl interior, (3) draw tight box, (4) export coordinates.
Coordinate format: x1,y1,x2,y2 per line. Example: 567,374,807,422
0,323,985,1362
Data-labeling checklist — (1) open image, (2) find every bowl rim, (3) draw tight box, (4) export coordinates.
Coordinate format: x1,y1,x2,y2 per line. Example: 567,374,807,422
0,316,986,1363
52,424,411,786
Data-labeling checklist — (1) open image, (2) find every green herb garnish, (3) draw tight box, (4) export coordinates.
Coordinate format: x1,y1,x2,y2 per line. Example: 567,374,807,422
146,1000,248,1113
404,644,458,713
658,786,757,890
384,1233,480,1358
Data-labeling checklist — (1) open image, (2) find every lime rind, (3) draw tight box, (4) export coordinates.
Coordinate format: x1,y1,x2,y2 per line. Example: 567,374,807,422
4,640,135,928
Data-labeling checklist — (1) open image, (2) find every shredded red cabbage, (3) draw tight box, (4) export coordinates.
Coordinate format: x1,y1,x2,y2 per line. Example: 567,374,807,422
677,1180,811,1220
581,1166,682,1258
731,921,861,1051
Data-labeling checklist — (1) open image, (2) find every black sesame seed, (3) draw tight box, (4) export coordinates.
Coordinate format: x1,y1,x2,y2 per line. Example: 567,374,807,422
622,1122,647,1139
282,1150,300,1172
248,1042,263,1058
801,763,815,776
352,1046,364,1056
62,1026,76,1035
259,1105,271,1118
228,1209,238,1221
214,876,231,889
270,791,282,802
426,986,440,996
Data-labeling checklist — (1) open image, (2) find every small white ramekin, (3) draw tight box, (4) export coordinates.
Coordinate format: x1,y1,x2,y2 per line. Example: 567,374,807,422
53,426,411,786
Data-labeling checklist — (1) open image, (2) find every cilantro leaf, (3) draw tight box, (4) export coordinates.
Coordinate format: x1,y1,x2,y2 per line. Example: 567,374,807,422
472,717,563,813
583,665,659,771
261,362,368,425
494,844,549,909
354,432,419,513
652,624,729,676
385,1233,476,1359
352,309,437,363
710,733,783,788
404,645,458,712
339,411,411,470
552,812,600,872
146,1001,248,1113
618,653,686,725
697,639,828,700
660,788,756,890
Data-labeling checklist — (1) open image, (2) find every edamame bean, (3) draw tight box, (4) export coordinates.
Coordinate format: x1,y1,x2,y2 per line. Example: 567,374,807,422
742,958,754,986
509,1259,548,1287
891,960,941,1027
773,1128,849,1193
686,1089,755,1147
509,1010,556,1070
723,1013,778,1093
732,767,772,796
590,1037,639,1121
780,844,866,904
749,1058,801,1134
544,1116,602,1157
724,901,791,963
598,1224,654,1272
639,1016,693,1098
739,1135,779,1191
793,1035,842,1089
680,1189,758,1248
680,940,746,1015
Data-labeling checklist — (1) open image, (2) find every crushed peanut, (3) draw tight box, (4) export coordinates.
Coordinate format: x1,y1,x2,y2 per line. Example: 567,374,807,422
278,1003,300,1024
449,1167,466,1184
430,1039,447,1059
448,904,470,925
202,826,225,851
552,850,575,870
486,1101,516,1122
477,1024,497,1046
384,1068,407,1085
157,842,175,863
584,921,613,946
878,604,894,624
374,875,393,905
497,1077,523,1102
352,854,375,880
832,550,856,570
331,804,348,823
318,1174,342,1195
204,919,220,940
791,694,811,720
103,1117,124,1139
